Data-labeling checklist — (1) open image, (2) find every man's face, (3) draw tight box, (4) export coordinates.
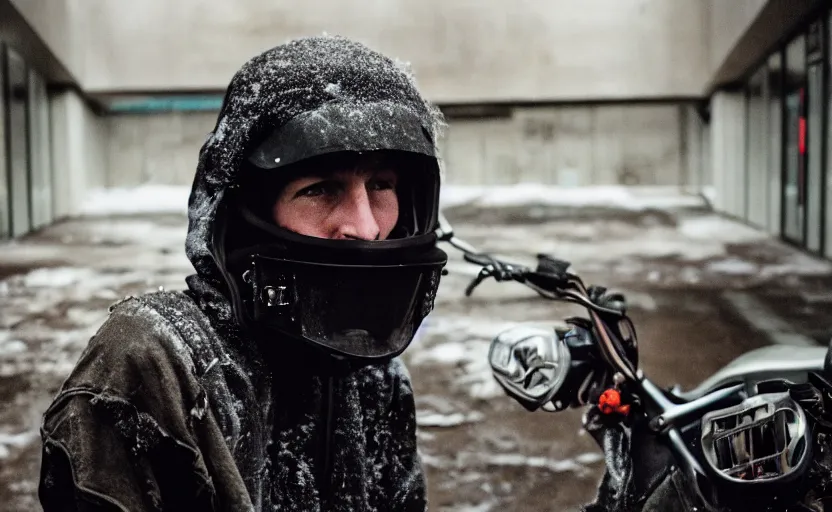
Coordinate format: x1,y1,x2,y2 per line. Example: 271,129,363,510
272,157,400,240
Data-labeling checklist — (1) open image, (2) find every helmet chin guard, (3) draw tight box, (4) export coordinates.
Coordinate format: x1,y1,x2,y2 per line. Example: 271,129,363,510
244,253,444,362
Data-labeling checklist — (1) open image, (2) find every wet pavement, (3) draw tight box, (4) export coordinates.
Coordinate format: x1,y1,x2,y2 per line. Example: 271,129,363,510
2,191,832,511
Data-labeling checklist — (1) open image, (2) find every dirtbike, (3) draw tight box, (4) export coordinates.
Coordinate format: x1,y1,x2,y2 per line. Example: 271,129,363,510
435,214,832,512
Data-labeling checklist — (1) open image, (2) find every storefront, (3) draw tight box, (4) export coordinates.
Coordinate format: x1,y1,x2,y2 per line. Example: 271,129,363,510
741,6,832,259
0,41,51,241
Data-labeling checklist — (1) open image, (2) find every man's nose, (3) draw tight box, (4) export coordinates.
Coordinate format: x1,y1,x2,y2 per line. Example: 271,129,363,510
336,187,380,241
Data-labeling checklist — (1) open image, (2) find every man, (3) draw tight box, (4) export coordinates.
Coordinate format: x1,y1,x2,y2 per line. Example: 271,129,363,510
38,35,447,511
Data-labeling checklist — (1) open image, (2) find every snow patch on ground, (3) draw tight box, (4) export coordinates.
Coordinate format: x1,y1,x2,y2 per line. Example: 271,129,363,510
81,185,191,215
706,258,759,275
481,452,604,472
423,450,604,475
442,502,497,512
0,430,38,460
704,252,832,277
410,338,501,399
449,216,739,265
417,411,485,427
677,215,770,243
21,267,99,288
0,339,27,356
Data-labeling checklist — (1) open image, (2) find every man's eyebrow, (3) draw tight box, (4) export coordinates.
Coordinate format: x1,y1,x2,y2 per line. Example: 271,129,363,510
293,164,394,182
333,167,386,177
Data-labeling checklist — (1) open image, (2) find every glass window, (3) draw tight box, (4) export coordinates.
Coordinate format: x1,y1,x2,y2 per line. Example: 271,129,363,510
783,34,807,244
0,45,8,239
6,46,30,237
766,51,783,235
806,18,825,253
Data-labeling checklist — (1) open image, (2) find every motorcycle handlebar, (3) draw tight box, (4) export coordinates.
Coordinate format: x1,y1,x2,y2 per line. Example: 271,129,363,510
462,252,498,267
455,247,642,383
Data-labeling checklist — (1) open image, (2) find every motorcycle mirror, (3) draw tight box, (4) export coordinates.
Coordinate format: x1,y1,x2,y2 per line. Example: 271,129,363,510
435,210,481,255
489,325,572,411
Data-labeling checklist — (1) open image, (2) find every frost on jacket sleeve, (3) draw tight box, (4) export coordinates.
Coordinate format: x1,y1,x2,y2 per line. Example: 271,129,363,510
384,359,428,512
38,300,250,512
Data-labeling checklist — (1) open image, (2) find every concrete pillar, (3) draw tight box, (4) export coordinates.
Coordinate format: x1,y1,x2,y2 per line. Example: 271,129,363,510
51,89,107,218
28,70,53,229
709,90,747,217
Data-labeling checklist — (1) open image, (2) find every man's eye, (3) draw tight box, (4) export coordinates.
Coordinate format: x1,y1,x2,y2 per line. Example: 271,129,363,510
296,181,339,198
368,179,396,192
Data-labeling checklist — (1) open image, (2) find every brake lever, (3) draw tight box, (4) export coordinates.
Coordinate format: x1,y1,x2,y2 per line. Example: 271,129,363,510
465,268,491,296
463,252,494,267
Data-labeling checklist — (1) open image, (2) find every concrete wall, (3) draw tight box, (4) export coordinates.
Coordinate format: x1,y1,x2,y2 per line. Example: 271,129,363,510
105,112,215,187
13,0,711,102
51,90,108,218
103,104,695,189
443,104,692,186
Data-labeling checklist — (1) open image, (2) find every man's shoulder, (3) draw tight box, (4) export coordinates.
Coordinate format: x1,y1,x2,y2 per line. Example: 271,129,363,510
83,290,205,370
41,290,225,445
49,290,215,406
39,291,221,511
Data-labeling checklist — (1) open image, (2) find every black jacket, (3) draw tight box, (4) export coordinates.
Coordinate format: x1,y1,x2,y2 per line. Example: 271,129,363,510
38,36,444,512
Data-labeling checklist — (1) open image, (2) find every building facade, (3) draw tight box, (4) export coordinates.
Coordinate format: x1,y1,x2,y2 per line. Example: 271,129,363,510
0,37,51,239
711,5,832,260
1,0,831,262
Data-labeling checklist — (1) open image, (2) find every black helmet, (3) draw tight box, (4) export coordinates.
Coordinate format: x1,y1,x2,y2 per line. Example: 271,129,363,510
208,37,448,365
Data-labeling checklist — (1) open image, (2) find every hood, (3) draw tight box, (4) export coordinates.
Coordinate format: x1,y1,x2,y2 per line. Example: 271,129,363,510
183,35,446,320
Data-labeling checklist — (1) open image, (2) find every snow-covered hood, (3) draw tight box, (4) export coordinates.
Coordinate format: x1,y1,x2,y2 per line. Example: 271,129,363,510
184,35,445,310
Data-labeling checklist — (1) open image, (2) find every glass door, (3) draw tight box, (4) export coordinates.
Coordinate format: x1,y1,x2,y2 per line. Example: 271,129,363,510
805,19,825,254
827,9,832,259
767,52,783,235
783,35,807,244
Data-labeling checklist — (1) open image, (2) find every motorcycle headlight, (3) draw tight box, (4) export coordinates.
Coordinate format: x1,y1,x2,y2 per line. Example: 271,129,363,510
488,325,571,410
